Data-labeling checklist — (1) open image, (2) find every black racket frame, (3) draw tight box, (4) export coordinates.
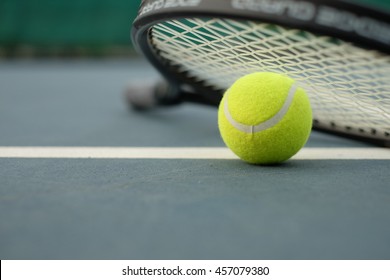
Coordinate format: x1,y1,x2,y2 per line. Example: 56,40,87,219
131,0,390,146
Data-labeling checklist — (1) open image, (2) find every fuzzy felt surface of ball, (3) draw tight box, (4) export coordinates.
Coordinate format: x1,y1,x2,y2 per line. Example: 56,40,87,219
218,72,313,165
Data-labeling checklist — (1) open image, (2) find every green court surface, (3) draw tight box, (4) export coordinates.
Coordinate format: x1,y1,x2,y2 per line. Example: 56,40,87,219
0,59,389,259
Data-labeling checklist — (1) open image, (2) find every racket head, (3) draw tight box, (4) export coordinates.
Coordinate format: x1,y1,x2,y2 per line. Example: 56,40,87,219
131,0,390,145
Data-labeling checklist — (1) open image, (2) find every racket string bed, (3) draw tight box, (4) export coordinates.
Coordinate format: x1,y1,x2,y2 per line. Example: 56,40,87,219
150,18,390,139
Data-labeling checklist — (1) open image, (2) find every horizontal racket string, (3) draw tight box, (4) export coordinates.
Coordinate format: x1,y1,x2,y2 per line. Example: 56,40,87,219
150,18,390,138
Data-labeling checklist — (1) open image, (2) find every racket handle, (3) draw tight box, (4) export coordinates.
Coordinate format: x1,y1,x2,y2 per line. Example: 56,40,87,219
124,79,182,110
124,79,221,110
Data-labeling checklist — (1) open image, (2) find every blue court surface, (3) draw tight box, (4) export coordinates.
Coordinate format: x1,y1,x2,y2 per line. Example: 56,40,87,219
0,59,389,260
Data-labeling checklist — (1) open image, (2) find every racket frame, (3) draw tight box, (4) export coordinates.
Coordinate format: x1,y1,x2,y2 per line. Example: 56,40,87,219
131,0,390,145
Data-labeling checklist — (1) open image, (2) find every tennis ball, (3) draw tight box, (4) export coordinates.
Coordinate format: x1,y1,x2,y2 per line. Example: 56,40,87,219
218,72,312,165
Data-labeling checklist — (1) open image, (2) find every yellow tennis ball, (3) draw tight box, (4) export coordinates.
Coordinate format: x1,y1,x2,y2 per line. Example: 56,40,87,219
218,72,312,165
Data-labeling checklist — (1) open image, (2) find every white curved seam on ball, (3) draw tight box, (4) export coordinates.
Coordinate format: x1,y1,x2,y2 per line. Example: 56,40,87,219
224,83,298,134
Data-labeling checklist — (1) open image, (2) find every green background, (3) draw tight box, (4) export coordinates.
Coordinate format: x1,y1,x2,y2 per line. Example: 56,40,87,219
0,0,141,56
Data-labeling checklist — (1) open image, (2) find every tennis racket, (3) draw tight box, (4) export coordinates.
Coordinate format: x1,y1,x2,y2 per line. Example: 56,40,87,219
127,0,390,146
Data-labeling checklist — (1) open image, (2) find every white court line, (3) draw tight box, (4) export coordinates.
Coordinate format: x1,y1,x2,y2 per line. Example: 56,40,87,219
0,147,389,160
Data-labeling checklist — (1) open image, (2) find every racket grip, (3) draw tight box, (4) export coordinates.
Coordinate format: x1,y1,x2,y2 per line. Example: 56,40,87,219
124,80,159,110
124,79,181,110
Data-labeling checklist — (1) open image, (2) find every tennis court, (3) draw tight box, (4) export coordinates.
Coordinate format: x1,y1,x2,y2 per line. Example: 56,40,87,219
0,0,389,260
